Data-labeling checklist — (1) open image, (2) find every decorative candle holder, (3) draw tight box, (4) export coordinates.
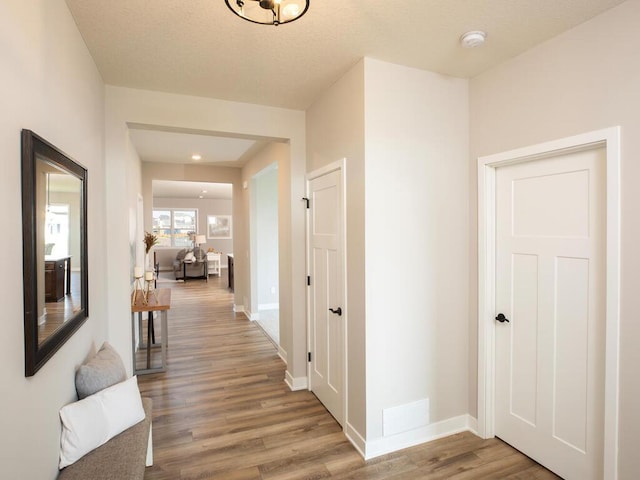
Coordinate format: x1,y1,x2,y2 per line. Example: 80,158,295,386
144,270,158,305
132,266,145,306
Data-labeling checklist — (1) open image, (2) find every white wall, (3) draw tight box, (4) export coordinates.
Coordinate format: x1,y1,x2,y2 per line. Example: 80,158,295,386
105,87,308,384
0,1,106,478
105,96,142,372
306,59,367,436
364,58,469,454
469,2,640,476
306,58,469,456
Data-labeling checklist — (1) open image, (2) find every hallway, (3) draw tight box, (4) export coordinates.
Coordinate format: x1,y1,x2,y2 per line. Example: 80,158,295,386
138,275,558,479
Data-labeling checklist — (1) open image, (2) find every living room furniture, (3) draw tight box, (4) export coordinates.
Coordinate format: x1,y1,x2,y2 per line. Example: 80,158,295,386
173,248,208,280
228,253,234,292
182,260,207,281
45,255,71,302
207,252,221,276
131,288,171,375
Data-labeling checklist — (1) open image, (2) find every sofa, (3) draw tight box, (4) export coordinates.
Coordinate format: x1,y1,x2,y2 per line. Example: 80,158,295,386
173,247,207,280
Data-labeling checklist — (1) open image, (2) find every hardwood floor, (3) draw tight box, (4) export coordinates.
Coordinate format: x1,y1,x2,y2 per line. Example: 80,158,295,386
139,275,559,480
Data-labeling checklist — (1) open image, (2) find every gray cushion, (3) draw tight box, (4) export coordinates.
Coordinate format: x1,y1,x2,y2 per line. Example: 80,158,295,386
175,249,187,261
75,342,126,400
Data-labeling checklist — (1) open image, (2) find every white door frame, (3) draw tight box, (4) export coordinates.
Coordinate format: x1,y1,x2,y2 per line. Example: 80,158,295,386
305,158,348,428
477,127,621,479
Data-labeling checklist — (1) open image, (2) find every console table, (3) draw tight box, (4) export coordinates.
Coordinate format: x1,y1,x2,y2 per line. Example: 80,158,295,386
131,288,171,375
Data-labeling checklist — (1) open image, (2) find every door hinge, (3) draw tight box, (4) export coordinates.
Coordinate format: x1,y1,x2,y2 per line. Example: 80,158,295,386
302,197,310,209
308,352,312,362
307,275,311,286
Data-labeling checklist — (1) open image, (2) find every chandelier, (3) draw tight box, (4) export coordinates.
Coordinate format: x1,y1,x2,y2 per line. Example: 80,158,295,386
224,0,310,26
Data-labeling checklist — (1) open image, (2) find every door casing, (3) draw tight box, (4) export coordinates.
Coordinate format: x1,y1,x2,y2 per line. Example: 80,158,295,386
477,127,621,479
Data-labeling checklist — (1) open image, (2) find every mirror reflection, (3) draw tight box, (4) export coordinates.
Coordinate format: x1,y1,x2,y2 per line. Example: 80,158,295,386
37,162,83,345
22,129,88,377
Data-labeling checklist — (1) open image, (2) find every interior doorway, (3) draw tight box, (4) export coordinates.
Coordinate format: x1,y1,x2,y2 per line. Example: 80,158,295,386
250,162,280,345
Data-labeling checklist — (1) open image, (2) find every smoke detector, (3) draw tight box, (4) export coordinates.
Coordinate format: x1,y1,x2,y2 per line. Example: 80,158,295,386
460,31,486,48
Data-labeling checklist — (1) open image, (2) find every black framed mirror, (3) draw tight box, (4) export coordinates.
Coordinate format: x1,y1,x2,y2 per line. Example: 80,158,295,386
22,130,88,377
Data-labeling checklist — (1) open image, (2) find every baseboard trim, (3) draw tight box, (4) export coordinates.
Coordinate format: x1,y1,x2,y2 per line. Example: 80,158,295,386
345,422,366,458
364,414,476,460
284,371,308,391
277,346,287,363
233,305,258,321
467,415,478,436
252,319,282,355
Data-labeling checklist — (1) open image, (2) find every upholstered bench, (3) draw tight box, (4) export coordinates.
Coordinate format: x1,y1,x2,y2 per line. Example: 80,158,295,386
57,343,153,480
57,397,152,480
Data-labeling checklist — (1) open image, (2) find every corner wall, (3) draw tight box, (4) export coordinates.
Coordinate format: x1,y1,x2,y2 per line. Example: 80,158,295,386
364,58,470,456
469,1,640,476
0,1,106,478
306,58,470,455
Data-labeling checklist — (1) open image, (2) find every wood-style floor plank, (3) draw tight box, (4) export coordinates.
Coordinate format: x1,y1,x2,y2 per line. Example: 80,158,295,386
139,274,560,479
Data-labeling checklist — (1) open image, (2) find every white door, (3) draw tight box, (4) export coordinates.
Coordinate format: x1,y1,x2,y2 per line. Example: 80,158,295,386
495,147,606,480
307,167,345,426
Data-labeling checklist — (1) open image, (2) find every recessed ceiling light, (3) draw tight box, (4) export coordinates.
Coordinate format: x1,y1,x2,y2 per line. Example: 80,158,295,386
460,31,487,48
201,190,207,194
191,154,202,161
199,195,203,199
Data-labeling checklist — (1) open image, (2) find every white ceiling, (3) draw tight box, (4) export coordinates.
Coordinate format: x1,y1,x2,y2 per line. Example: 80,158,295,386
153,180,233,199
128,126,270,166
66,0,626,111
66,1,627,170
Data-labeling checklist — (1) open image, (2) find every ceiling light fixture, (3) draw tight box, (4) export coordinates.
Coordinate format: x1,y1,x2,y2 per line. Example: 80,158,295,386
224,0,310,26
460,30,487,48
191,154,202,161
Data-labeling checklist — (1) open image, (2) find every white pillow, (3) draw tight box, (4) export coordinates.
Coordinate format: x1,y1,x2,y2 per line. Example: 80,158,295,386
59,376,145,469
184,251,195,263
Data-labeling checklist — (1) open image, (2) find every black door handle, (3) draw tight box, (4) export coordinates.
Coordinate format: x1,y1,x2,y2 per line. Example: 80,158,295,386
329,307,342,316
495,313,509,323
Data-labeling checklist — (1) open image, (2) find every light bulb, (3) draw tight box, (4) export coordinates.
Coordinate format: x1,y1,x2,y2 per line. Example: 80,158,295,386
282,3,300,17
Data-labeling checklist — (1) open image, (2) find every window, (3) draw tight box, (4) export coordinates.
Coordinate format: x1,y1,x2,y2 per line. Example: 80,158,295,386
152,208,198,248
45,204,70,257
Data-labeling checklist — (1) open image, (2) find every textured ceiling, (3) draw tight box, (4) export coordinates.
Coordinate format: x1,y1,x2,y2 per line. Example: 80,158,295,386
66,0,627,110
